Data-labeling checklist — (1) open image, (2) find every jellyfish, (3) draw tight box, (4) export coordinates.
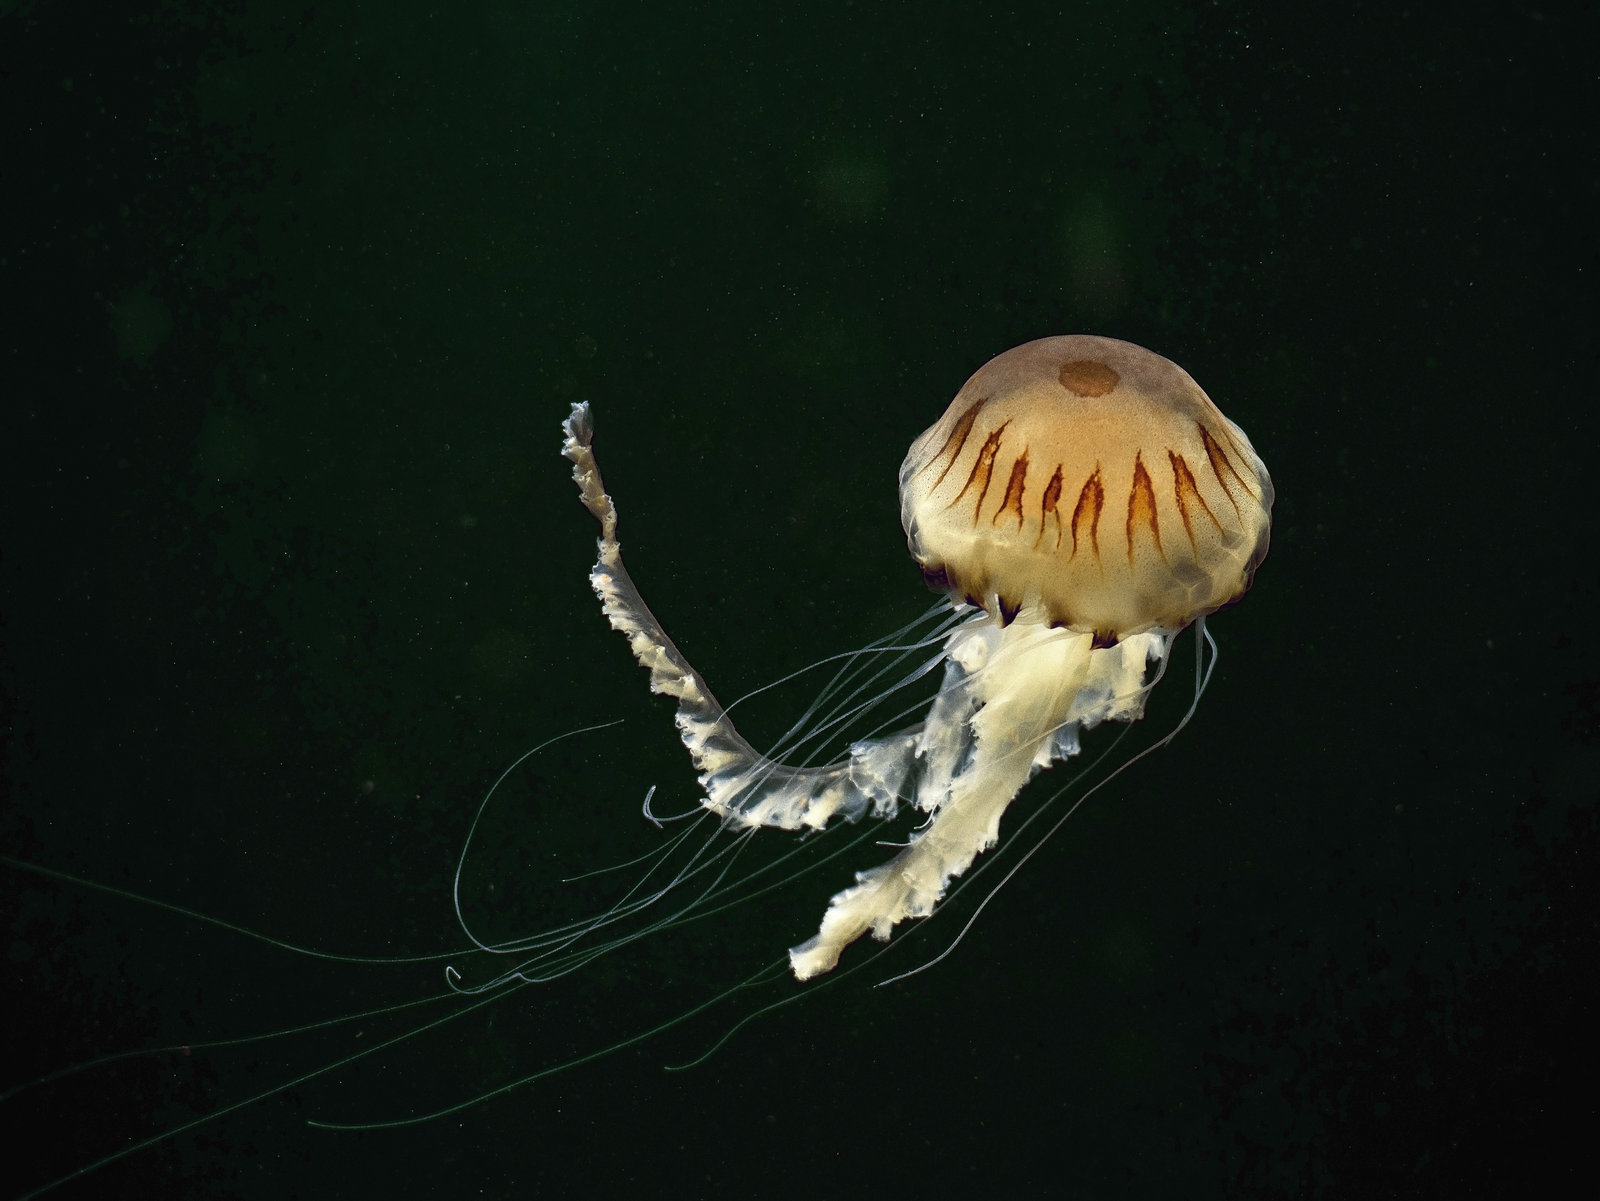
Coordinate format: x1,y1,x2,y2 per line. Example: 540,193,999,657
561,334,1271,980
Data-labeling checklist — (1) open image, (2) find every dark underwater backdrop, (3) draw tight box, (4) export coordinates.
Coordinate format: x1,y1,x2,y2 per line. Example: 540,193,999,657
3,1,1593,1198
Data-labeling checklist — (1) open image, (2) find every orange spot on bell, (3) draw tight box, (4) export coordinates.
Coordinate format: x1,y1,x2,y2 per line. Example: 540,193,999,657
1058,359,1119,398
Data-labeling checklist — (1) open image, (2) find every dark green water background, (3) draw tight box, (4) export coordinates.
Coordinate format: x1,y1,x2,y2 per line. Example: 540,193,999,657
3,2,1593,1198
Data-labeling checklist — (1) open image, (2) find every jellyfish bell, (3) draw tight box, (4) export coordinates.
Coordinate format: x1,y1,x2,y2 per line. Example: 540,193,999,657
901,334,1272,639
562,333,1271,980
